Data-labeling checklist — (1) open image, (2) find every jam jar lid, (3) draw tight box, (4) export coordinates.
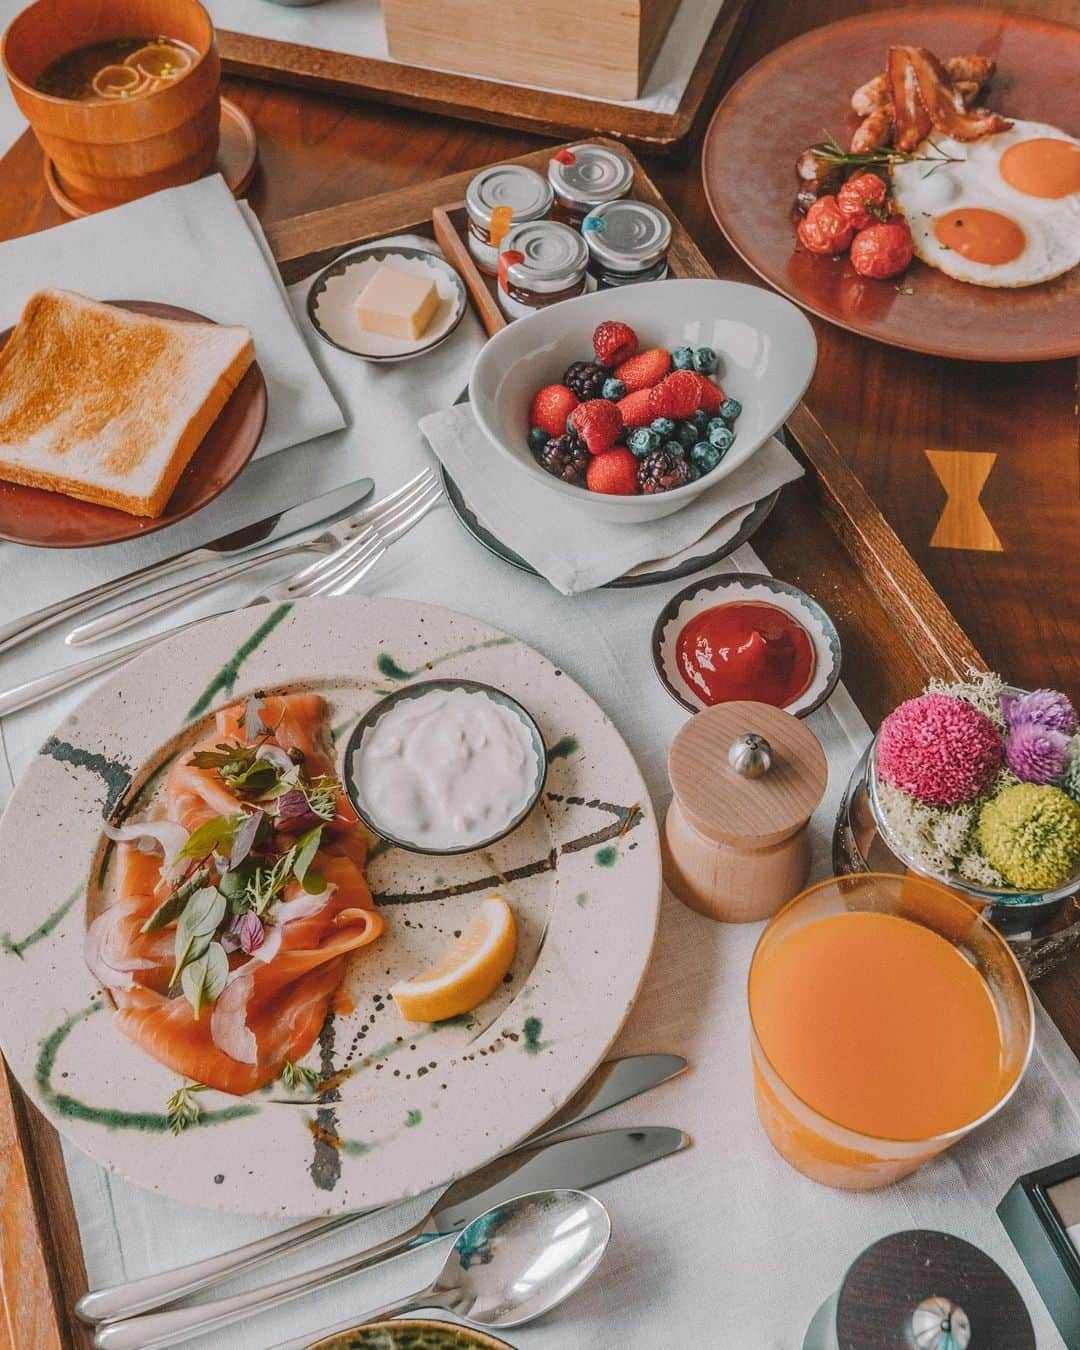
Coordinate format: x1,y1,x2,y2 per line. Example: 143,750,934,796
547,144,635,211
583,200,672,273
500,221,588,293
465,164,554,228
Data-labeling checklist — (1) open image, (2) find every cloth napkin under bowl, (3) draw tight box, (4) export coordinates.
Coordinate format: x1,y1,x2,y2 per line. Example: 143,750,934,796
420,402,804,594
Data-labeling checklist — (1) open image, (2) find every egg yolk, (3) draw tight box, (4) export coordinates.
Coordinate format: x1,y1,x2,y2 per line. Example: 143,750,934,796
932,208,1026,265
1000,138,1080,199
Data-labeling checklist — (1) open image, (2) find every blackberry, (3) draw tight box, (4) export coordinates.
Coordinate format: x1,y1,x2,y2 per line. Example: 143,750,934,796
563,361,607,401
538,434,589,486
637,448,693,494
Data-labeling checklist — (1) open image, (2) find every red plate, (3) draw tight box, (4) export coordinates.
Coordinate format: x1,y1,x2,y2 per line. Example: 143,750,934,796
0,300,267,548
701,7,1080,362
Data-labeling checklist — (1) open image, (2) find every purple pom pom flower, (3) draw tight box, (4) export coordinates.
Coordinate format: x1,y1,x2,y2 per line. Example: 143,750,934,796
1001,688,1077,737
1005,722,1070,785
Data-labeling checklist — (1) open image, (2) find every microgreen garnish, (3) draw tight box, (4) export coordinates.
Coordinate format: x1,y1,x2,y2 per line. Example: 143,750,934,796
141,865,211,934
175,814,241,865
229,809,265,872
171,886,226,990
165,1082,209,1135
181,941,229,1019
244,850,297,916
292,825,324,892
304,778,339,823
280,1060,323,1093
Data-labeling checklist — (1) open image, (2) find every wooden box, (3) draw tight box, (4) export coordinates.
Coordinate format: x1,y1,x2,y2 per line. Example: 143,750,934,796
380,0,681,100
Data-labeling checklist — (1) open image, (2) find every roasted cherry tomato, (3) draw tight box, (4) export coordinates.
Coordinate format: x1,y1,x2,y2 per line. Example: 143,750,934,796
837,172,889,229
849,220,914,279
796,194,856,255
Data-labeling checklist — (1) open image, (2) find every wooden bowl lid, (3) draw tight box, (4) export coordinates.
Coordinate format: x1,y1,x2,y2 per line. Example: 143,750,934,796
668,701,827,847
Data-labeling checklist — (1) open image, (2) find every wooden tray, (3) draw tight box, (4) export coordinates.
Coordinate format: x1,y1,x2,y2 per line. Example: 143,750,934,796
0,137,983,1350
217,0,756,155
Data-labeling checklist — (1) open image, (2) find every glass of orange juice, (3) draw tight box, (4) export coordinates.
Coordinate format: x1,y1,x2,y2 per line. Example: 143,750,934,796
748,872,1033,1190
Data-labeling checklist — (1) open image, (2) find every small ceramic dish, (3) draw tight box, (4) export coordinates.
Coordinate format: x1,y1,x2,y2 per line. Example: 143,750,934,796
342,678,549,855
311,1320,513,1348
652,571,842,718
307,244,467,361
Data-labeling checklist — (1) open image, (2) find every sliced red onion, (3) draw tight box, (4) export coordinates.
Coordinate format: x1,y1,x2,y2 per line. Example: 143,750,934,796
103,819,189,871
272,883,336,926
272,789,320,833
255,744,293,774
244,695,266,741
83,909,155,990
239,911,265,955
250,922,283,965
210,974,259,1064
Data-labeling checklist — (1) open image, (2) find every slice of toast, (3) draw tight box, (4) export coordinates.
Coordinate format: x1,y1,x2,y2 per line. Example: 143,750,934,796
0,290,255,518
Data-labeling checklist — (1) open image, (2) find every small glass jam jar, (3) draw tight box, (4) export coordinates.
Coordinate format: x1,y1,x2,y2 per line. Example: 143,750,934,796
465,164,553,275
496,221,589,321
547,143,635,227
583,200,672,288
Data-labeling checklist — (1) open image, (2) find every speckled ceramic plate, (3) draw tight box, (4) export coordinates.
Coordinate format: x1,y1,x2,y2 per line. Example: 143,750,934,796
0,597,660,1217
652,572,842,717
307,246,467,361
312,1320,511,1349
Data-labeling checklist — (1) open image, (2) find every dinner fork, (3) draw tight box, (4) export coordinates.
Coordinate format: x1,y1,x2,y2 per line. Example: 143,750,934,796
0,475,443,719
67,469,439,647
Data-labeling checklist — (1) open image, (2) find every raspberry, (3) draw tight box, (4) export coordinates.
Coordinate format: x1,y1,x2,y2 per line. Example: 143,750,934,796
616,387,656,428
569,398,622,454
614,347,671,393
586,449,638,496
649,370,700,420
593,320,638,367
529,384,579,439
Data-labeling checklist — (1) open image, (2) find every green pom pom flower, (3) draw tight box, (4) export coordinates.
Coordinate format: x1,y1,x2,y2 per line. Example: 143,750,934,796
977,783,1080,891
1062,740,1080,806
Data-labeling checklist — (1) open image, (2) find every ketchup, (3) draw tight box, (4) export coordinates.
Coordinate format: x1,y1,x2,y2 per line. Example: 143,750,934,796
675,601,816,709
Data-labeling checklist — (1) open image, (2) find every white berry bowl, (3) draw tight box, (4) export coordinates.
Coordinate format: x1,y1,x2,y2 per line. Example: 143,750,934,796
469,278,817,523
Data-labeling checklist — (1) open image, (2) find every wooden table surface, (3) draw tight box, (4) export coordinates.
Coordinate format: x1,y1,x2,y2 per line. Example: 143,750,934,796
0,0,1075,1018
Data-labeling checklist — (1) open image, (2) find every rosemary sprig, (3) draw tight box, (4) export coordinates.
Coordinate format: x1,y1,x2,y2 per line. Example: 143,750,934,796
165,1082,209,1135
815,130,961,175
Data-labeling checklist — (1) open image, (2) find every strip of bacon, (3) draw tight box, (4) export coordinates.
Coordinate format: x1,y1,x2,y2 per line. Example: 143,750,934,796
888,46,1011,150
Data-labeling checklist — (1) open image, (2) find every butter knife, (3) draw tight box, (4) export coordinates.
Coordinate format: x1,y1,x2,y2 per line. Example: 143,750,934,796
77,1052,686,1325
0,477,374,657
94,1126,689,1350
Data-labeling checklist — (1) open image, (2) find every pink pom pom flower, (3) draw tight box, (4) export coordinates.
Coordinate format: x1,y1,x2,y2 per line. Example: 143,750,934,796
1006,722,1070,785
1001,688,1077,738
877,693,1002,806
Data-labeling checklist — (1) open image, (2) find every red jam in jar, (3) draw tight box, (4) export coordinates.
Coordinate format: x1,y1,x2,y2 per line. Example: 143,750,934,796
676,601,816,709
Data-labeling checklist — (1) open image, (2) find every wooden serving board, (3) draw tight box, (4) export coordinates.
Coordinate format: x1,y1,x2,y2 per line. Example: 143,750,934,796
0,137,982,1348
217,0,756,155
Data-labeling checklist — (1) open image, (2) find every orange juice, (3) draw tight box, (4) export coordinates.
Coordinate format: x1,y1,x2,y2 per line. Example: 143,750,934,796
747,875,1032,1190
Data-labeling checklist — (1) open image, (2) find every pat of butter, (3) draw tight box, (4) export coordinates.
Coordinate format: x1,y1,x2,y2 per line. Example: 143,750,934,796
356,266,440,340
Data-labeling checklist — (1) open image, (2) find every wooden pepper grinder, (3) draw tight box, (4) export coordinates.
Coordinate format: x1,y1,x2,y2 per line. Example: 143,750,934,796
663,700,828,922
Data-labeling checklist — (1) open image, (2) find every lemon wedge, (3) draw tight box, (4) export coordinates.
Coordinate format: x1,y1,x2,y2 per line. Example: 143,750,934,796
391,896,517,1023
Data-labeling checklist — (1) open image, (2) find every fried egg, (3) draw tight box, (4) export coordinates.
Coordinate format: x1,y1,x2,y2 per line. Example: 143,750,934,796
891,120,1080,287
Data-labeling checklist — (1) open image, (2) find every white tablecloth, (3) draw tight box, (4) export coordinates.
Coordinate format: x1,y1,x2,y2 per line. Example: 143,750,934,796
1,260,1077,1349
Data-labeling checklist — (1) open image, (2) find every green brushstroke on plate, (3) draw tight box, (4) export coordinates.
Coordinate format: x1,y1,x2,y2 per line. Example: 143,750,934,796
575,892,588,908
1,885,81,959
39,738,132,814
523,1017,545,1055
36,1002,256,1132
185,603,293,721
376,636,514,682
595,845,618,867
547,735,579,761
405,1108,422,1126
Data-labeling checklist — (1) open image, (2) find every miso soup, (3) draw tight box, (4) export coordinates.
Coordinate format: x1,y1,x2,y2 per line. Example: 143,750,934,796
35,36,196,103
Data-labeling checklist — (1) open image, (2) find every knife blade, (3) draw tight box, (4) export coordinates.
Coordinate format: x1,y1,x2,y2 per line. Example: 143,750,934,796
93,1127,689,1350
0,476,375,657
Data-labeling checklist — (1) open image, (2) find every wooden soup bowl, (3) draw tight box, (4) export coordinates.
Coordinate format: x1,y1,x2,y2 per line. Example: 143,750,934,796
2,0,220,208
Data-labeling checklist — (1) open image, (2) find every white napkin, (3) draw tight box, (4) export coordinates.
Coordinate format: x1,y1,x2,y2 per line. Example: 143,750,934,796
420,402,804,594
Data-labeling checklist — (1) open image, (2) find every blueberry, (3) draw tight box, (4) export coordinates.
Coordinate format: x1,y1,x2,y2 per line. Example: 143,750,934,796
627,427,661,457
692,346,719,375
674,421,699,449
602,378,626,401
650,417,676,439
671,345,694,370
686,462,702,481
528,426,550,454
685,409,710,435
690,441,722,474
707,419,735,451
719,397,742,422
566,413,577,434
662,439,687,460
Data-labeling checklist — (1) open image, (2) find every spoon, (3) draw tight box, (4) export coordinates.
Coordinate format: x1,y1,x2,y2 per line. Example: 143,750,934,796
270,1188,610,1350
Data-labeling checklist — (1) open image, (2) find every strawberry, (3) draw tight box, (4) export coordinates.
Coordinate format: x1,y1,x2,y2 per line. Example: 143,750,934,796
691,373,724,415
569,398,622,454
613,347,671,393
649,370,701,420
593,320,638,367
586,448,638,496
616,387,655,428
530,384,579,439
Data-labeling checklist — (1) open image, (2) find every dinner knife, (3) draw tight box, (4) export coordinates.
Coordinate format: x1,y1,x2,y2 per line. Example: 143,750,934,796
0,477,374,657
93,1126,689,1350
77,1052,686,1325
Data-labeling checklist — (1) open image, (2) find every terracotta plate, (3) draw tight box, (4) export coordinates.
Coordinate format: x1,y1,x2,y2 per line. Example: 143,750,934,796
701,7,1080,362
0,299,267,548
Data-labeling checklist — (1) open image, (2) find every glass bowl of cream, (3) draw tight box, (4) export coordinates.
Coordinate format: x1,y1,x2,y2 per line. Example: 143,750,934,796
343,679,548,855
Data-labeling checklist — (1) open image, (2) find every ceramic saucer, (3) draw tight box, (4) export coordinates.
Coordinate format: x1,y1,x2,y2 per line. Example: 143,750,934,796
307,244,467,361
652,571,842,717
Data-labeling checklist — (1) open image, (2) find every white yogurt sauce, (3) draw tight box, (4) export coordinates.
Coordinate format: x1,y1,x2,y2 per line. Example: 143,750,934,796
352,687,540,849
